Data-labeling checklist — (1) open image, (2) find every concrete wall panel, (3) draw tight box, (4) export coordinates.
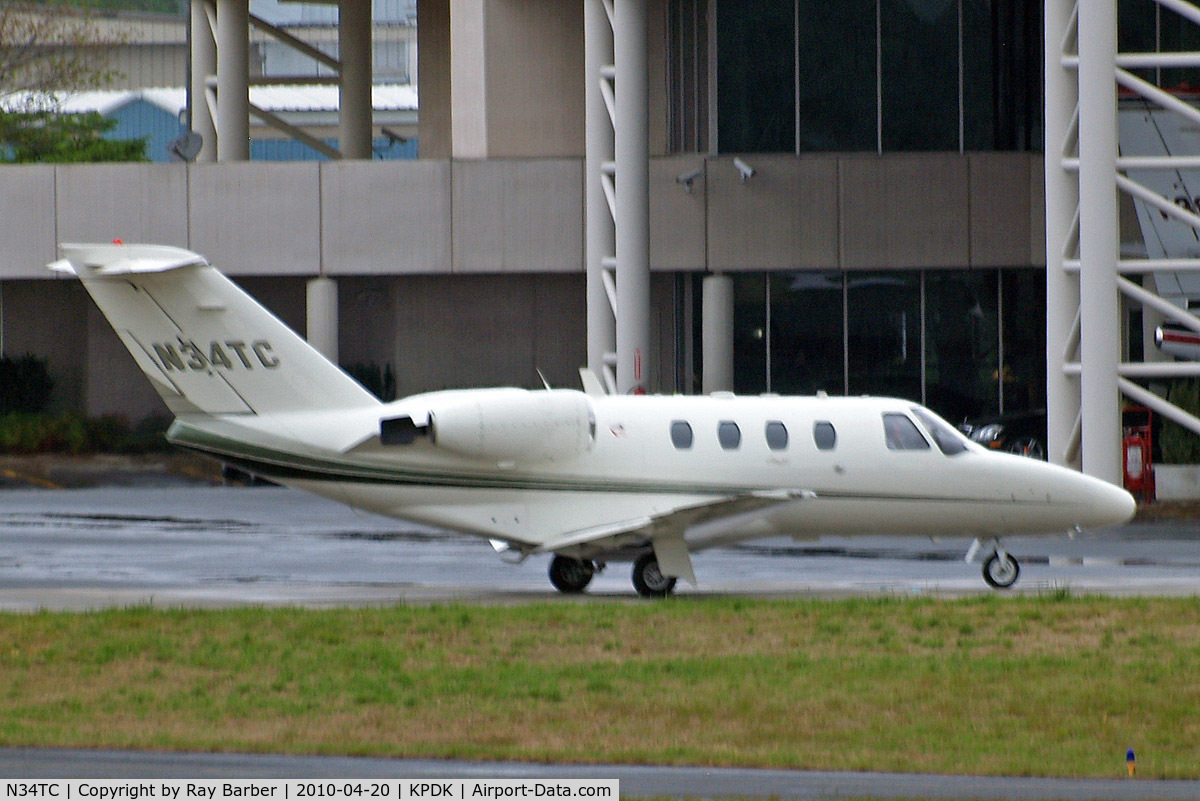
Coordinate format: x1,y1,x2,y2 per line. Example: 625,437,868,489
968,153,1033,267
57,163,188,249
322,160,452,275
840,154,969,269
1030,154,1047,266
650,157,706,271
391,273,584,395
452,159,583,273
188,163,321,275
2,280,89,411
85,303,166,419
0,166,57,278
707,156,838,271
486,0,584,157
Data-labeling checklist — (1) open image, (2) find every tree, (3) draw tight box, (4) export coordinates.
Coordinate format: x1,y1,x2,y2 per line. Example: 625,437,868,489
0,108,146,162
0,2,125,100
0,3,147,162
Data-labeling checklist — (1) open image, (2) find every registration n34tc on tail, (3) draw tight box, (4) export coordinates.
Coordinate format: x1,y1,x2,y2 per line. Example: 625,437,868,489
52,243,1137,596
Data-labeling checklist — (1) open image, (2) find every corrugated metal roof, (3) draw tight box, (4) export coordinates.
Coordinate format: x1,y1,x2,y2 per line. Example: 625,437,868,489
2,84,417,116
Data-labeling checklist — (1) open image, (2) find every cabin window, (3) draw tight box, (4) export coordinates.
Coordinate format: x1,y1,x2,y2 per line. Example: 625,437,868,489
911,407,969,456
813,421,837,450
765,420,788,451
670,420,693,449
718,420,742,450
883,413,931,451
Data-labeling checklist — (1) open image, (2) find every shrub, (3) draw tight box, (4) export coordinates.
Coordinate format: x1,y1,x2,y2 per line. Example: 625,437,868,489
0,412,170,454
1160,378,1200,464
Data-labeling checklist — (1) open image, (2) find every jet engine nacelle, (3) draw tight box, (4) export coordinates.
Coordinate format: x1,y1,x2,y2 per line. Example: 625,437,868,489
427,388,596,464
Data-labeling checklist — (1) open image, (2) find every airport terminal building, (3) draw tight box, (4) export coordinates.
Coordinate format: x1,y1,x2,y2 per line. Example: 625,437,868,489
0,1,1179,452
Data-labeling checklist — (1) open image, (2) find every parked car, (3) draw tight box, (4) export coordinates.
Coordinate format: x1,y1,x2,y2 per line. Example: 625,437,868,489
958,411,1047,460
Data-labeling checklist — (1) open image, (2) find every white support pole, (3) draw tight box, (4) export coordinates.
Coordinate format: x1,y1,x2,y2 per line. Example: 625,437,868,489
1045,0,1081,468
1077,0,1122,484
338,0,373,160
215,0,250,162
613,0,651,394
701,274,734,395
585,0,616,390
190,0,217,162
306,277,339,363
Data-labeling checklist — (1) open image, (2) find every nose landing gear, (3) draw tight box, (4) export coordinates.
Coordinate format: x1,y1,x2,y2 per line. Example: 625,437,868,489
967,538,1021,589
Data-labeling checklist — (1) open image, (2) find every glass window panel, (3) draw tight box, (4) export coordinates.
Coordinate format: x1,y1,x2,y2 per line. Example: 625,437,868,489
671,420,694,449
718,420,742,449
769,272,845,396
765,420,789,450
961,0,994,150
668,0,710,153
795,0,877,151
847,271,921,399
1001,268,1046,414
1118,0,1157,86
717,0,795,152
881,0,958,151
911,406,970,455
813,421,838,450
883,412,931,450
1158,5,1200,91
924,270,999,422
732,274,768,394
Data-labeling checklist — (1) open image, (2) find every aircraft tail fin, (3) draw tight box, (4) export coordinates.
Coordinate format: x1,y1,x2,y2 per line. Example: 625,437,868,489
52,243,380,416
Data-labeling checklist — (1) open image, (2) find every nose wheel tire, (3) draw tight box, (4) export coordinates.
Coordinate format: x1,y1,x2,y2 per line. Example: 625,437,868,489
549,555,595,594
982,552,1020,589
632,553,677,598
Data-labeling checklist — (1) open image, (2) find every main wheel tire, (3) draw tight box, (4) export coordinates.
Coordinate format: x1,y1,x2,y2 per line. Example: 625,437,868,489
548,555,594,594
982,552,1020,589
632,553,677,598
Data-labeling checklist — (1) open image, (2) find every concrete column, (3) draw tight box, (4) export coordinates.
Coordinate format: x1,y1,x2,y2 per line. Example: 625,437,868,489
339,0,373,160
614,0,650,393
306,277,339,363
701,274,734,395
1044,0,1081,468
1077,0,1122,484
215,0,249,162
189,0,217,162
585,0,615,386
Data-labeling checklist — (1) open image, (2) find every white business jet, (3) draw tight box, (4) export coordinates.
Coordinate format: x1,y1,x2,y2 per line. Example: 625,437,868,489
51,243,1136,596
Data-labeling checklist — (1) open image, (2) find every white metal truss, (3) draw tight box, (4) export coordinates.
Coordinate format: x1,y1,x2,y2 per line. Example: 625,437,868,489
585,0,618,393
189,0,372,162
1047,0,1200,482
584,0,651,395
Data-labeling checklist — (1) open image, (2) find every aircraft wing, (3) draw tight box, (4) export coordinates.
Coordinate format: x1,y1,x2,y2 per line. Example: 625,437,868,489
533,488,816,584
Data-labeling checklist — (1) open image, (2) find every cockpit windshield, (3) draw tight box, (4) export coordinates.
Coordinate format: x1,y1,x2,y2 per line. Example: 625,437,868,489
911,407,970,456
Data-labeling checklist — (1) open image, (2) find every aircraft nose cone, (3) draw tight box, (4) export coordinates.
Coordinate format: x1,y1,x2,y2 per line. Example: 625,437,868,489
1079,475,1137,527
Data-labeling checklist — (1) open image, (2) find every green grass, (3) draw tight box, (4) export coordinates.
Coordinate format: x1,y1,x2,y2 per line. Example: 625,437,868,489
1,595,1198,779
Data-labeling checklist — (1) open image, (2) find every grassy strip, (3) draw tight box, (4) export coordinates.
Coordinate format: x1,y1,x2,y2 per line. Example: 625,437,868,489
1,595,1198,778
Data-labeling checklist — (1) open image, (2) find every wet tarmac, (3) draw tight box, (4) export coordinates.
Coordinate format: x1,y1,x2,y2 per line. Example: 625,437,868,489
3,484,1200,796
0,485,1198,609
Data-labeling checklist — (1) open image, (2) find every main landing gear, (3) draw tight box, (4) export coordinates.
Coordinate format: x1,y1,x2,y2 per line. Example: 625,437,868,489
632,553,677,598
548,554,595,593
967,538,1021,589
548,553,679,598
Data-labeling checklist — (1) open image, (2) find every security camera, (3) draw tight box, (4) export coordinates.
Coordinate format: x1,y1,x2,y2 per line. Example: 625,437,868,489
733,158,756,182
675,167,703,193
